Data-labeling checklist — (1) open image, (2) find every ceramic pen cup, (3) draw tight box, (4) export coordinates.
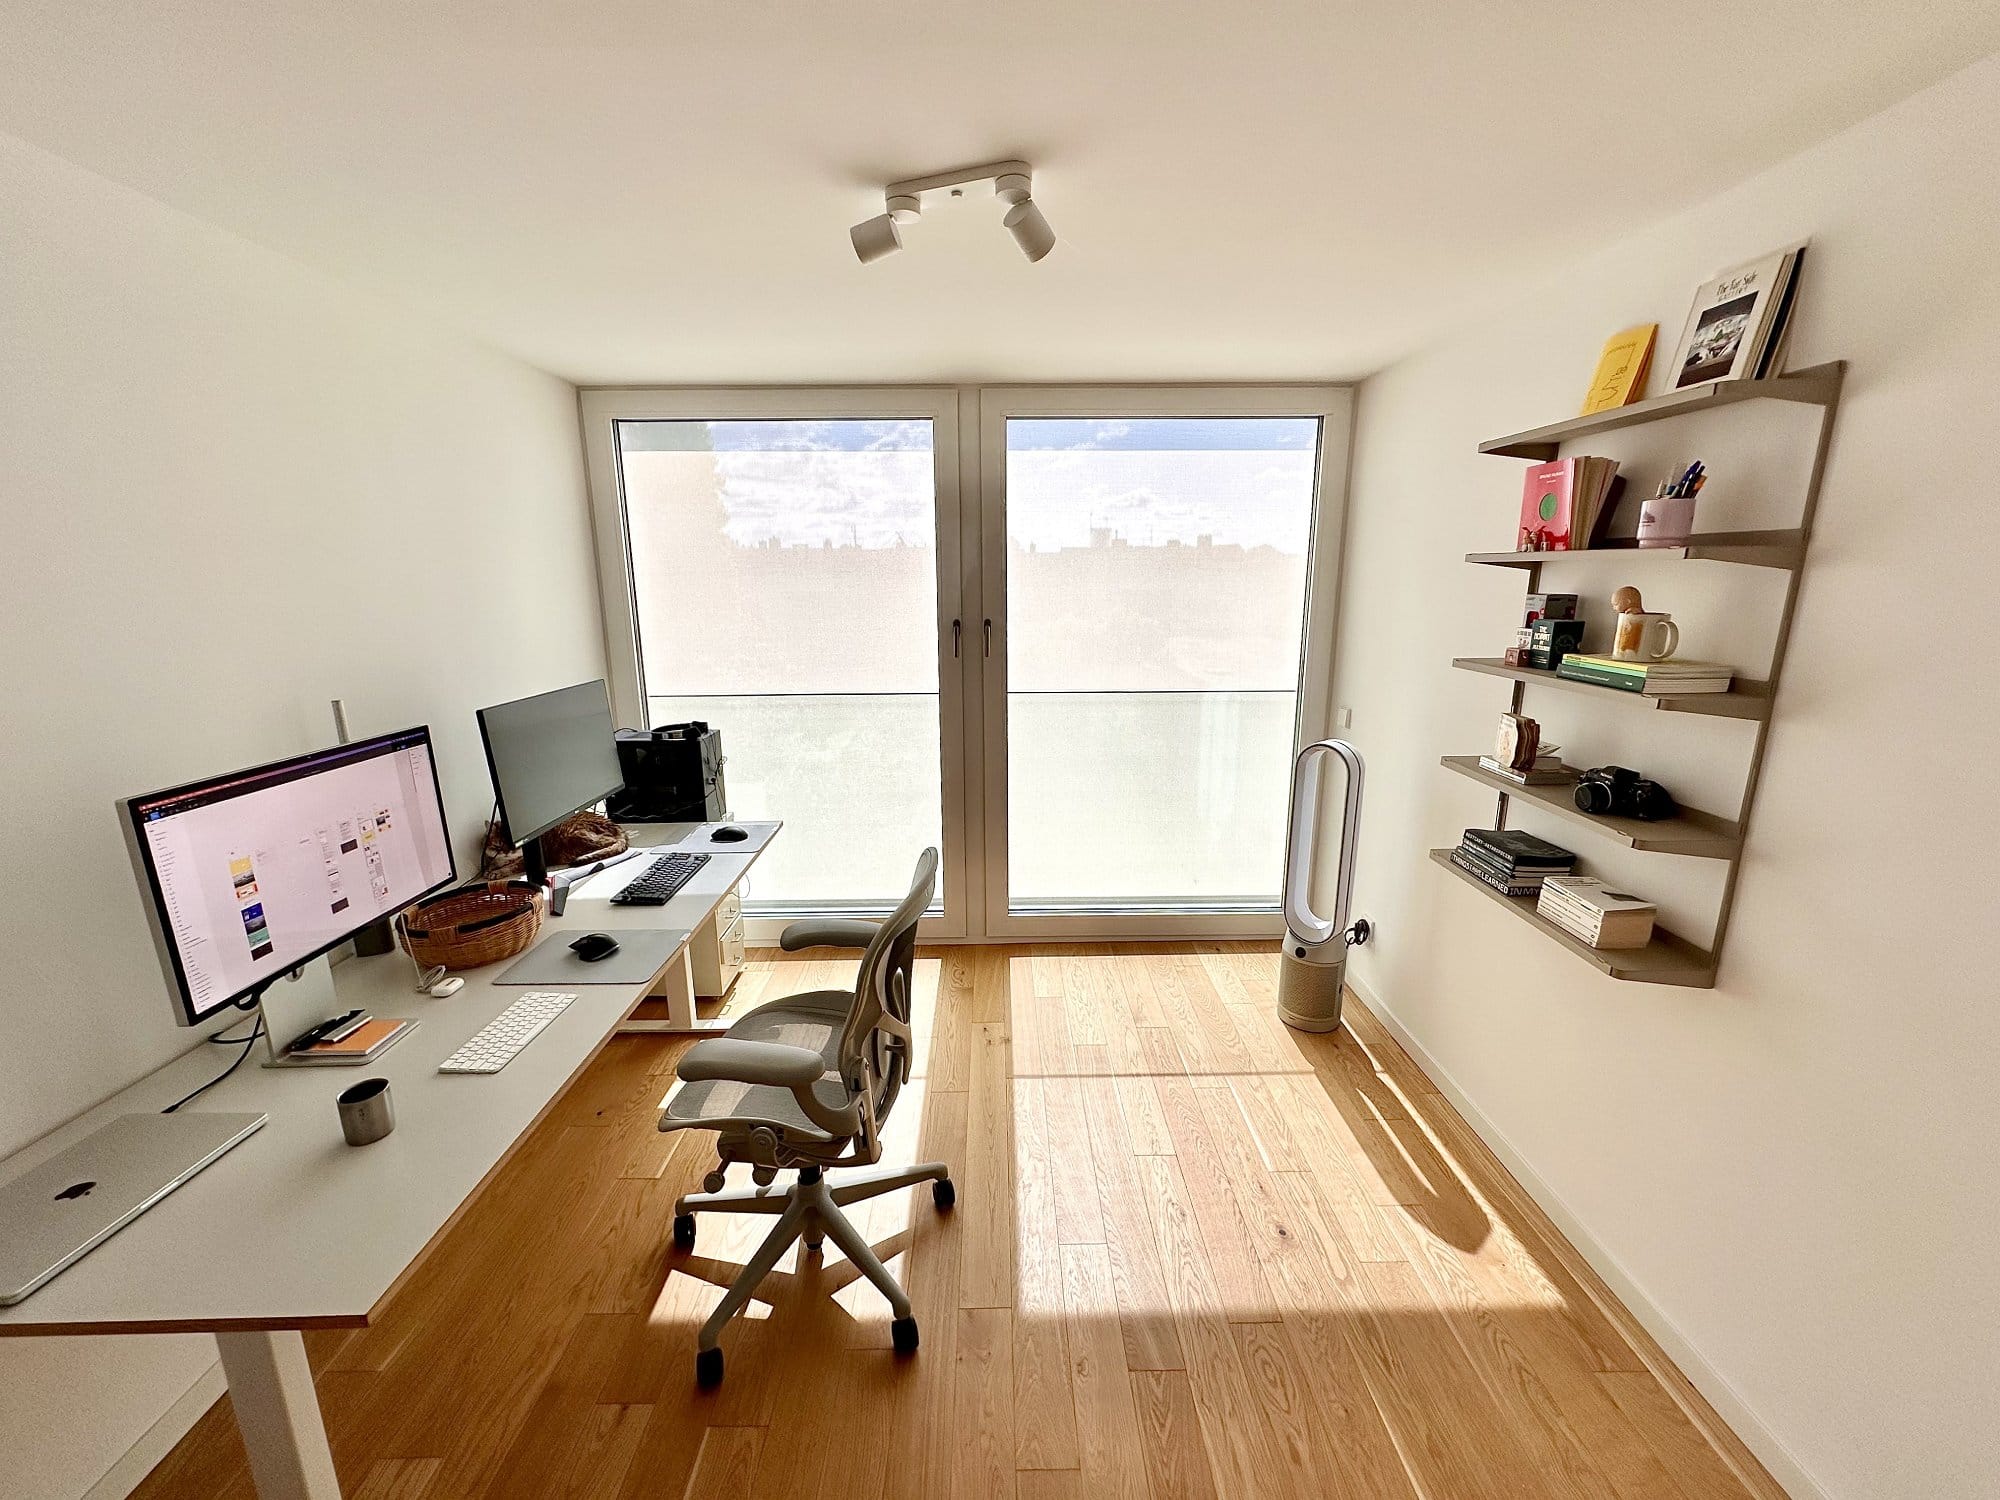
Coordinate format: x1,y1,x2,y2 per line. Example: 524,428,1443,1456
337,1077,395,1147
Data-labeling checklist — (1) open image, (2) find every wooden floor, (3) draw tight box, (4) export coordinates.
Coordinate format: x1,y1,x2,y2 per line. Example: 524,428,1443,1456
135,944,1782,1500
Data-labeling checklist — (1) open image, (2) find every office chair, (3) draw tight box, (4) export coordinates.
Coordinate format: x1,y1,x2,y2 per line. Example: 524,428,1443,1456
658,848,952,1387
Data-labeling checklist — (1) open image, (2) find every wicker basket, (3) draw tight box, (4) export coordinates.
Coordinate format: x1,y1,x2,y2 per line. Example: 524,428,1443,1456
481,809,628,880
400,882,543,971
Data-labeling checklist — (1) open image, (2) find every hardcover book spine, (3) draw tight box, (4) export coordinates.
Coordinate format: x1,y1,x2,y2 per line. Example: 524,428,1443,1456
1556,663,1647,692
1449,850,1544,897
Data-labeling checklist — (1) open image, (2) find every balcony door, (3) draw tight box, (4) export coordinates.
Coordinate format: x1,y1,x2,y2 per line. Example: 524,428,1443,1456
581,388,972,935
975,388,1348,937
580,385,1347,940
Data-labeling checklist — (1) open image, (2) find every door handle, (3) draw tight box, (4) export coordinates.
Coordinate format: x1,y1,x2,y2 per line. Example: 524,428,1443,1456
983,619,992,658
952,618,962,658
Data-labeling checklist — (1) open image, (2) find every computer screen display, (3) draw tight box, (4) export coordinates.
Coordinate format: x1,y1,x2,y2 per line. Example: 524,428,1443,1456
477,680,624,846
126,728,457,1025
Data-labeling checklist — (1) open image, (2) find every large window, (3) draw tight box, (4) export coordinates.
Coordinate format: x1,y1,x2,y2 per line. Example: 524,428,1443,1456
615,418,946,911
999,417,1322,911
583,386,1348,938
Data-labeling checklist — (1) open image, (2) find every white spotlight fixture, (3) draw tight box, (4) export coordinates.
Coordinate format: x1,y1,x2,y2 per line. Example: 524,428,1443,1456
849,213,903,264
849,158,1056,264
1003,199,1056,263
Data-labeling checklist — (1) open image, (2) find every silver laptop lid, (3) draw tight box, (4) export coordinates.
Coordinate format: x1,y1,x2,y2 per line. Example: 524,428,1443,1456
0,1112,266,1306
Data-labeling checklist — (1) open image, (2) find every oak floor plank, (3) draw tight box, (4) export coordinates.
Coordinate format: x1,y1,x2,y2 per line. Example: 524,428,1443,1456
1076,1074,1187,1372
1014,1471,1083,1500
1012,1075,1082,1470
1059,1243,1153,1500
683,1427,763,1500
952,1306,1018,1500
1349,1259,1558,1499
925,948,975,1091
1153,1076,1283,1322
351,1457,443,1500
1108,951,1170,1029
1129,1369,1220,1500
1601,1371,1774,1500
1137,1154,1298,1497
1043,1077,1108,1244
960,1022,1017,1308
969,946,1017,1026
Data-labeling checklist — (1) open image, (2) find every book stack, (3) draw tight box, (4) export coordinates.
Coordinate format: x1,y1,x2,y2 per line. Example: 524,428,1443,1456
1556,654,1735,695
1536,875,1657,949
1516,456,1619,552
1476,752,1573,787
1448,829,1576,897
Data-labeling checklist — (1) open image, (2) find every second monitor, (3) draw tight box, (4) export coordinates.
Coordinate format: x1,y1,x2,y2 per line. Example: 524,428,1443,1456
477,679,624,883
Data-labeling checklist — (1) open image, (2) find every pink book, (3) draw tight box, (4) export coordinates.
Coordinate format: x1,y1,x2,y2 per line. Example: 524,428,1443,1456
1517,460,1577,551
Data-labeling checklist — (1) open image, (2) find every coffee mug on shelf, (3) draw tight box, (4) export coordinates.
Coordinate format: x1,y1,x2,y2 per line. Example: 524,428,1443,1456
1613,610,1679,661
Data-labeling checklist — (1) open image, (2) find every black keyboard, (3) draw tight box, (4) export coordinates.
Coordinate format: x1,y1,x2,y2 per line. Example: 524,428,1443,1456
609,851,710,906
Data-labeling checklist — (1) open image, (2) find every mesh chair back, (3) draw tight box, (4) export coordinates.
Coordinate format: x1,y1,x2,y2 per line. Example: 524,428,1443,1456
839,848,937,1130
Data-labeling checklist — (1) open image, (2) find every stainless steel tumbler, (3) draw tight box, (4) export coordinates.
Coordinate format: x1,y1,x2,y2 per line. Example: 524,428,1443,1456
337,1077,395,1146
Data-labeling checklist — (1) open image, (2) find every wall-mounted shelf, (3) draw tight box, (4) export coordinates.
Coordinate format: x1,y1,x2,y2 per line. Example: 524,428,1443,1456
1478,362,1844,459
1464,528,1805,572
1452,658,1772,720
1438,757,1741,858
1437,361,1845,988
1428,851,1718,987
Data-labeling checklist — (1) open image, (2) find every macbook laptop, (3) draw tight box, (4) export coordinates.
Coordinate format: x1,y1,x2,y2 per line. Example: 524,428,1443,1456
0,1111,266,1306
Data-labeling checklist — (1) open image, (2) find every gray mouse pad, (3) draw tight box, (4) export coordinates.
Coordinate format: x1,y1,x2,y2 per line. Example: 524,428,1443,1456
492,927,690,986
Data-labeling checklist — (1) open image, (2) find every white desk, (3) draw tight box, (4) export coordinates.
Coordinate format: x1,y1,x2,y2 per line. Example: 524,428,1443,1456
0,820,779,1498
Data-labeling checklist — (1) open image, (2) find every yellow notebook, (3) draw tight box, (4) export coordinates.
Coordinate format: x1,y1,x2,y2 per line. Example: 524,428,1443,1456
1580,324,1657,414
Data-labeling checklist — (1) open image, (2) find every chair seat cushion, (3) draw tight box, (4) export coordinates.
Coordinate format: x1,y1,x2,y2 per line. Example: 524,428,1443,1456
661,990,852,1140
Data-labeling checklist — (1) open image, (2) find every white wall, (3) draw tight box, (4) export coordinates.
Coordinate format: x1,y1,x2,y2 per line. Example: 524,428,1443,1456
0,131,602,1498
1334,56,1999,1500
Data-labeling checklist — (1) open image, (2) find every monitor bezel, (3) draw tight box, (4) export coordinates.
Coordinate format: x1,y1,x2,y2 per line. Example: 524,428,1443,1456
122,726,459,1027
475,679,625,849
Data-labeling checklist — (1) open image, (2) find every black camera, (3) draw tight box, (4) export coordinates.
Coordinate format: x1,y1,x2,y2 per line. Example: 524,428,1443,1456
1573,765,1676,821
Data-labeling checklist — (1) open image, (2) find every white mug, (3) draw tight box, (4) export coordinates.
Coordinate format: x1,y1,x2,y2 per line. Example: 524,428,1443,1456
1614,611,1679,661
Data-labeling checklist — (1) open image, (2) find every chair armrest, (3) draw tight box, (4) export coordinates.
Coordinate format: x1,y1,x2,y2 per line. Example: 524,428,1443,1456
676,1038,827,1088
779,918,881,952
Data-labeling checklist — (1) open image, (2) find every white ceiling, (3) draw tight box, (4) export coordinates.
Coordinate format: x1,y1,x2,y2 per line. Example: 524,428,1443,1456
3,2,1994,385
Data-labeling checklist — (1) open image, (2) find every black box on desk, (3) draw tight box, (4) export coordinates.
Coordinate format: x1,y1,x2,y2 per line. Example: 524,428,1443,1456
1523,593,1579,625
606,722,728,822
1528,618,1586,670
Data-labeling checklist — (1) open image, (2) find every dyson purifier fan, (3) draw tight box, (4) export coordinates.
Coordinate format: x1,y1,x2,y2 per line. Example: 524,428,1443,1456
1278,739,1370,1032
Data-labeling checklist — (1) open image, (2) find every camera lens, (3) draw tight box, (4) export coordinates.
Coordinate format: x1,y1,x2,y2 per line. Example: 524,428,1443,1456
1575,780,1612,815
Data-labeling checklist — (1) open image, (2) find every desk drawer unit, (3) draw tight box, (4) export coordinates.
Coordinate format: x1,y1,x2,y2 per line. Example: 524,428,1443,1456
691,884,746,998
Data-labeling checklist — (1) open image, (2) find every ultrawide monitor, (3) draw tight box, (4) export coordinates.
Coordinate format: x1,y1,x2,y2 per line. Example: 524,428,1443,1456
124,728,457,1025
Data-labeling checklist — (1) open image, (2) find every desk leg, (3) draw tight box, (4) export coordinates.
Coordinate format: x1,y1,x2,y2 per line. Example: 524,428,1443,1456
216,1330,341,1499
618,945,731,1035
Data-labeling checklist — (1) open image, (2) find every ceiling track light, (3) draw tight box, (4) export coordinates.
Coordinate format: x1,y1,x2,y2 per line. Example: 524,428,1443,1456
849,158,1056,264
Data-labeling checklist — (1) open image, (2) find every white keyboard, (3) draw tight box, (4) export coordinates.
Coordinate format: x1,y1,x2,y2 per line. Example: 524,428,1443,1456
437,991,577,1074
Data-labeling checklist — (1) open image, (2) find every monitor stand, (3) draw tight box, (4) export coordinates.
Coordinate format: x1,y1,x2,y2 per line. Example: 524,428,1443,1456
520,834,550,889
251,958,343,1067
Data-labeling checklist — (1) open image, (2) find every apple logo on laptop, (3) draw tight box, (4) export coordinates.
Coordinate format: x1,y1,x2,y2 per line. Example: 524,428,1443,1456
54,1181,96,1202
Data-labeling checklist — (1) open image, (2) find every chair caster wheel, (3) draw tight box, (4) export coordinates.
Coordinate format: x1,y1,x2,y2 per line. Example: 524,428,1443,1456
695,1347,724,1388
673,1214,696,1251
932,1178,955,1210
891,1317,920,1356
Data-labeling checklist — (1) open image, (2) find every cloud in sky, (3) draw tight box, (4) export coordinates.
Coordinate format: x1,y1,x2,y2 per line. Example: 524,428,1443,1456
627,417,1320,551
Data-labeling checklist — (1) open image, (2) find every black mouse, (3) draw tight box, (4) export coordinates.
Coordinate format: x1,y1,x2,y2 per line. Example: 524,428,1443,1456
570,932,620,963
710,826,749,843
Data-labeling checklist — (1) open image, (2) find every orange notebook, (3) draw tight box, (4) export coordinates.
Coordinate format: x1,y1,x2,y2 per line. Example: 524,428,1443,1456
292,1017,416,1064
